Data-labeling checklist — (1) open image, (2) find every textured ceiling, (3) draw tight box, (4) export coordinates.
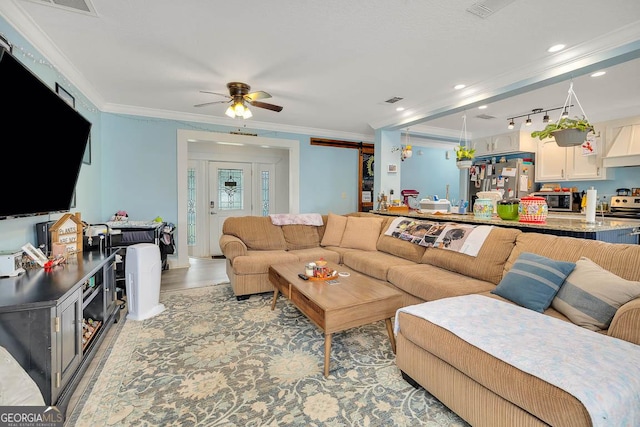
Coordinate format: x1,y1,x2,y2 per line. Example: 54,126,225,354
2,0,640,141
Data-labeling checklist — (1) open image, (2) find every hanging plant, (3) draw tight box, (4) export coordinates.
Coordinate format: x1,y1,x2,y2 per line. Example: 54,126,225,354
530,83,594,147
455,114,475,169
455,146,476,161
530,116,593,140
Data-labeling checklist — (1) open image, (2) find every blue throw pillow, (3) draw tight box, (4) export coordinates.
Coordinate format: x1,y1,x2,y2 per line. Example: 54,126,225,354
492,252,576,313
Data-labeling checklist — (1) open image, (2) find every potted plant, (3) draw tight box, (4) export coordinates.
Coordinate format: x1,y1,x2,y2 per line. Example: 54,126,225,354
530,116,593,147
454,146,475,169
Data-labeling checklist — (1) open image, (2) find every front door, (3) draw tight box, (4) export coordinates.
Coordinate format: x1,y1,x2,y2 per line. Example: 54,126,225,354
209,162,252,256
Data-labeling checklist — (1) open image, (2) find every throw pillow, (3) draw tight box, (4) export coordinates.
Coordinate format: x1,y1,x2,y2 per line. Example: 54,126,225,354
320,213,348,246
551,257,640,331
339,216,384,251
491,252,576,313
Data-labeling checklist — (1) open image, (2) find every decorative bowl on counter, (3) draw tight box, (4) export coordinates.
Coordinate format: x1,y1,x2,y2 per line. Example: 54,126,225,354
518,196,548,223
473,198,494,219
497,199,520,220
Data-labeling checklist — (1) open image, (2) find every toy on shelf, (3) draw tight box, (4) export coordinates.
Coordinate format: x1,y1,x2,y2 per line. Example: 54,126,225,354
110,210,129,221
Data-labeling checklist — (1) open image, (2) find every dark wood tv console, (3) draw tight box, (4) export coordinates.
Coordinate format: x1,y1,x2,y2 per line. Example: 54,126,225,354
0,249,121,417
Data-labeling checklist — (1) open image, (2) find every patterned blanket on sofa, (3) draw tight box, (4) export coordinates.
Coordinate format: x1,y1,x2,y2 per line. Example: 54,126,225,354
384,216,493,256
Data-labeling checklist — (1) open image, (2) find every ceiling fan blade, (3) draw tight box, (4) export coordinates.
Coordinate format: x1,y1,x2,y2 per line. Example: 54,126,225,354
193,100,229,108
249,100,283,112
245,91,272,102
199,90,230,98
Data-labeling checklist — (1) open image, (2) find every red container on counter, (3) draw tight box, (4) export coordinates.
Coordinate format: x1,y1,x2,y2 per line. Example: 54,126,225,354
518,196,548,223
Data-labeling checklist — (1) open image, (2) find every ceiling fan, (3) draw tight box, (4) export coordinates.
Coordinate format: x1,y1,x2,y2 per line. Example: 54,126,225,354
194,82,283,118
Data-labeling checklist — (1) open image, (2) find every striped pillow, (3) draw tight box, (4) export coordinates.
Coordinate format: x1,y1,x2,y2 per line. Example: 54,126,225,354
492,252,576,313
552,257,640,331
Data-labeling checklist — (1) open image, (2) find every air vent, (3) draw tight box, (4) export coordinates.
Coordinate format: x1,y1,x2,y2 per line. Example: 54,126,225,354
466,0,514,18
24,0,97,15
385,97,404,104
475,114,496,120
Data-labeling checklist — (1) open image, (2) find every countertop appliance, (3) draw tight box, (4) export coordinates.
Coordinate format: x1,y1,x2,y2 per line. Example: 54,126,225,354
606,196,640,219
419,199,451,214
530,191,582,212
0,250,24,277
401,189,420,209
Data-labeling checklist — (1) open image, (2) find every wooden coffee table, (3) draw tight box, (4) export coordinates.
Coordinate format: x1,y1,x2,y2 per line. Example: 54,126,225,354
269,261,403,377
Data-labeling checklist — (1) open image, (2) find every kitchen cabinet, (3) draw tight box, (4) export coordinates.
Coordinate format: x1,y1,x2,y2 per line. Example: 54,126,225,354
0,250,121,417
536,134,611,182
472,131,536,157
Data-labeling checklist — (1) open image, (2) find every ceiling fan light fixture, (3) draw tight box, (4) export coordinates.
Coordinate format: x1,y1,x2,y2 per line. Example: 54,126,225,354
234,102,245,116
225,105,235,118
242,107,252,119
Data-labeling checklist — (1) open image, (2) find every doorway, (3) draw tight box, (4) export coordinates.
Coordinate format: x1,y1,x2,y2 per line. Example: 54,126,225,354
177,130,300,268
205,161,276,256
209,162,253,256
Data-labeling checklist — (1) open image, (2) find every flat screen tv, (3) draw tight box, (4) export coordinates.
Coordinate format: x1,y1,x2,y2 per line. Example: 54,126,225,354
0,47,91,219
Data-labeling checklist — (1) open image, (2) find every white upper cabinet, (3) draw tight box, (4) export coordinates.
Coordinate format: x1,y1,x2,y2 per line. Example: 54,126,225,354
471,131,536,157
535,133,611,182
536,138,567,181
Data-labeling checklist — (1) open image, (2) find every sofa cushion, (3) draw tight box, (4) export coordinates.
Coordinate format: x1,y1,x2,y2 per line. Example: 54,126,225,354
320,213,347,246
230,250,299,274
552,257,640,331
420,227,521,284
289,247,340,265
281,224,320,250
222,216,287,250
387,263,495,302
342,250,415,281
491,252,576,313
340,216,384,251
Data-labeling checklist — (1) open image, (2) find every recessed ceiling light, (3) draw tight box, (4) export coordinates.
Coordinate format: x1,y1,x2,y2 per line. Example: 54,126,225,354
547,44,566,53
454,84,466,90
478,105,487,110
591,71,606,77
396,106,405,112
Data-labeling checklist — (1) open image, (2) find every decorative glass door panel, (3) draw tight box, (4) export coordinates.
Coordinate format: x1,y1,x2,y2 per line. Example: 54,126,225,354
209,162,252,256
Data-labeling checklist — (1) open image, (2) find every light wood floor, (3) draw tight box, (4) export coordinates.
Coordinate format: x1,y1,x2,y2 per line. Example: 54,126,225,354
65,256,228,424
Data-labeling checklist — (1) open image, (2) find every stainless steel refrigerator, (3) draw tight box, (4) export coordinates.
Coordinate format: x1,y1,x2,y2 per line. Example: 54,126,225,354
469,158,536,207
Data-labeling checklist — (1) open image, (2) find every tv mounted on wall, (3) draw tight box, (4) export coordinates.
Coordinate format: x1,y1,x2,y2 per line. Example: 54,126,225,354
0,47,91,220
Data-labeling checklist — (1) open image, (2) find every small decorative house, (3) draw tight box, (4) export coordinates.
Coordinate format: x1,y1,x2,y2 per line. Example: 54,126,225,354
50,212,83,254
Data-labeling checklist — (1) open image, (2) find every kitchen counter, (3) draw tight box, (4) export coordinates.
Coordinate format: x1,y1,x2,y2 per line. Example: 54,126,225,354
371,210,640,244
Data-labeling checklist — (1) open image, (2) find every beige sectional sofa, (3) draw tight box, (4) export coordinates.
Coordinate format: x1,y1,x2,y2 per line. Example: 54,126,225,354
219,212,640,426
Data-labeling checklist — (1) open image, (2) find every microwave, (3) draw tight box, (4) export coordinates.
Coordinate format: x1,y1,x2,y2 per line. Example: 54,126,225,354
531,192,581,212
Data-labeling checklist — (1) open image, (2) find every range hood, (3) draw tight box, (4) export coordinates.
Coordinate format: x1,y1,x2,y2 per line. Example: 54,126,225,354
603,123,640,168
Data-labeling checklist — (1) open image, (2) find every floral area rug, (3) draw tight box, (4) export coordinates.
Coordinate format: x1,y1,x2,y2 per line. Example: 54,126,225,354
66,283,469,426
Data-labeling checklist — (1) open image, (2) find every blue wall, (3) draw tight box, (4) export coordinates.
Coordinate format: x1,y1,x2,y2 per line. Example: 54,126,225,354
400,144,462,204
100,114,360,227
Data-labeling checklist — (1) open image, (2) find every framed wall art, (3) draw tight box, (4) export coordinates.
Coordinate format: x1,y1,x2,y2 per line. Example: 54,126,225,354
83,134,91,165
55,83,74,108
